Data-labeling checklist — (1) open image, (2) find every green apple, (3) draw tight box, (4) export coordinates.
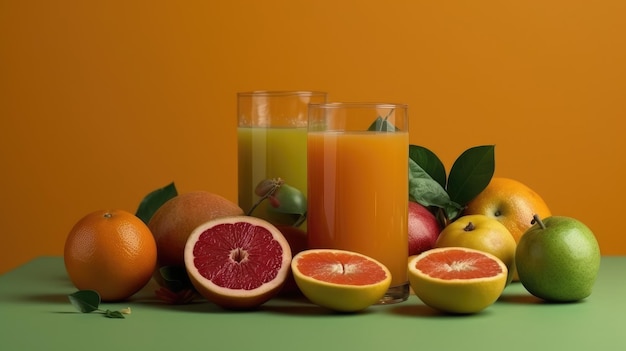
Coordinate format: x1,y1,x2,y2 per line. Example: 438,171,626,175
515,215,600,302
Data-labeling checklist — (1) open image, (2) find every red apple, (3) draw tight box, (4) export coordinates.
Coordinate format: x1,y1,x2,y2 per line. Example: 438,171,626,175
408,201,442,256
276,225,308,296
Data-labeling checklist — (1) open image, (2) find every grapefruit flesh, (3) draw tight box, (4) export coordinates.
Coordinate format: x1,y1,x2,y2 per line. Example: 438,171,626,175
184,216,291,310
408,247,507,314
291,249,391,312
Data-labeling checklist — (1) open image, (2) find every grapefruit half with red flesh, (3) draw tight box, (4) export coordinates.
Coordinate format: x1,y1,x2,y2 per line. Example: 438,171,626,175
408,247,507,314
184,216,292,310
291,249,392,312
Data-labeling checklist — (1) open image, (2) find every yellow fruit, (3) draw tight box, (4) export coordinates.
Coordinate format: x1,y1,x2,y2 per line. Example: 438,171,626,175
435,214,517,284
408,247,508,314
64,210,157,301
291,249,392,312
463,177,551,280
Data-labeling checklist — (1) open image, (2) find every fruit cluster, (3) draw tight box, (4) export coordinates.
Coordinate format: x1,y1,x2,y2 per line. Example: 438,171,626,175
64,173,600,315
407,177,601,313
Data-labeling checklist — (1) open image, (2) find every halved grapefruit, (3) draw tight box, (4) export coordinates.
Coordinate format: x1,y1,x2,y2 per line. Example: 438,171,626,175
291,249,392,312
183,216,291,310
408,247,507,314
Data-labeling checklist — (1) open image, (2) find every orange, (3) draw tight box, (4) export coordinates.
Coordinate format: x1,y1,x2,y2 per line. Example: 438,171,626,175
435,214,517,284
408,247,508,314
184,216,292,310
64,209,157,301
148,191,244,270
463,177,551,280
291,249,392,312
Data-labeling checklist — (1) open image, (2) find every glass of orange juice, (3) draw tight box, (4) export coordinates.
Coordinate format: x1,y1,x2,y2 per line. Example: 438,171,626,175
307,102,409,304
237,91,327,230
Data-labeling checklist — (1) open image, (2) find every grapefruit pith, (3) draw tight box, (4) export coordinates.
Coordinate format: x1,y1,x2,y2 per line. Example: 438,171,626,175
408,247,507,314
183,216,291,310
291,249,392,312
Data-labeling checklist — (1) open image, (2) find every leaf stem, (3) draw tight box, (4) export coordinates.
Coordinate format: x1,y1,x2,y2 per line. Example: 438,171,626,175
247,178,284,216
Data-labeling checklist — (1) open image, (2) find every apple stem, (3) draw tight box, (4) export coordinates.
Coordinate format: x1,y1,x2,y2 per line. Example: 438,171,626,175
464,222,475,232
531,214,546,229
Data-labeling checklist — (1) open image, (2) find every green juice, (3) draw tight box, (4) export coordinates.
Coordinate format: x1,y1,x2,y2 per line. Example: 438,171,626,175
237,126,308,229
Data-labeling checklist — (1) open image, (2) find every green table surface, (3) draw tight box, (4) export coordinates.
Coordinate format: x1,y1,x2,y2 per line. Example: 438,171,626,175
1,256,625,350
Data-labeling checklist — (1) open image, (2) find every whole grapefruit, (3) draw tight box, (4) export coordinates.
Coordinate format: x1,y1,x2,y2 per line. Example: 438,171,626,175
148,191,243,271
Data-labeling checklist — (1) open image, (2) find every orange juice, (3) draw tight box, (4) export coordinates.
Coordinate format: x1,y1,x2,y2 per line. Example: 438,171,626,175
307,131,409,287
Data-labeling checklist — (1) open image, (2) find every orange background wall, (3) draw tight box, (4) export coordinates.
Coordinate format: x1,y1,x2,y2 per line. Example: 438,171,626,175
1,1,625,273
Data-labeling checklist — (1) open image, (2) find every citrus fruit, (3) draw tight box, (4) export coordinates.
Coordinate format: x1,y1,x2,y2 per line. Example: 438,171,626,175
408,247,508,314
183,215,292,310
64,209,157,301
148,191,243,270
291,249,392,312
435,214,517,284
463,177,551,280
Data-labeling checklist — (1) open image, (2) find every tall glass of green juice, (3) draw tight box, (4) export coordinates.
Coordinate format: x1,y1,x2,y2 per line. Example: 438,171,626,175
237,91,327,230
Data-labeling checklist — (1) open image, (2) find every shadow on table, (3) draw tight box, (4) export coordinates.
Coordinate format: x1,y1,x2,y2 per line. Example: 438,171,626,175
497,293,545,304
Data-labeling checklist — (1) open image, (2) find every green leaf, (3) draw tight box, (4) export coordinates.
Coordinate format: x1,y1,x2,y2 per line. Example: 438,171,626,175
368,116,394,131
409,158,464,221
408,145,447,188
135,182,178,224
367,114,398,132
104,310,125,319
441,202,463,222
68,290,100,313
367,116,383,131
446,145,495,207
159,266,193,292
408,158,452,208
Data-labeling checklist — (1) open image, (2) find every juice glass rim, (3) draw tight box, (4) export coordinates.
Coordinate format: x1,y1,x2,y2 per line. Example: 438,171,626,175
308,102,409,110
237,90,327,98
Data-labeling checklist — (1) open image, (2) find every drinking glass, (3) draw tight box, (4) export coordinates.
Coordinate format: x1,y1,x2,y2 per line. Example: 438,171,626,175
237,91,327,230
307,102,409,304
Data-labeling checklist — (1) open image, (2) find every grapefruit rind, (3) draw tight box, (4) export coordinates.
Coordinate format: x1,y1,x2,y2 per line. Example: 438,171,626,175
291,249,392,312
408,247,507,314
183,216,292,310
